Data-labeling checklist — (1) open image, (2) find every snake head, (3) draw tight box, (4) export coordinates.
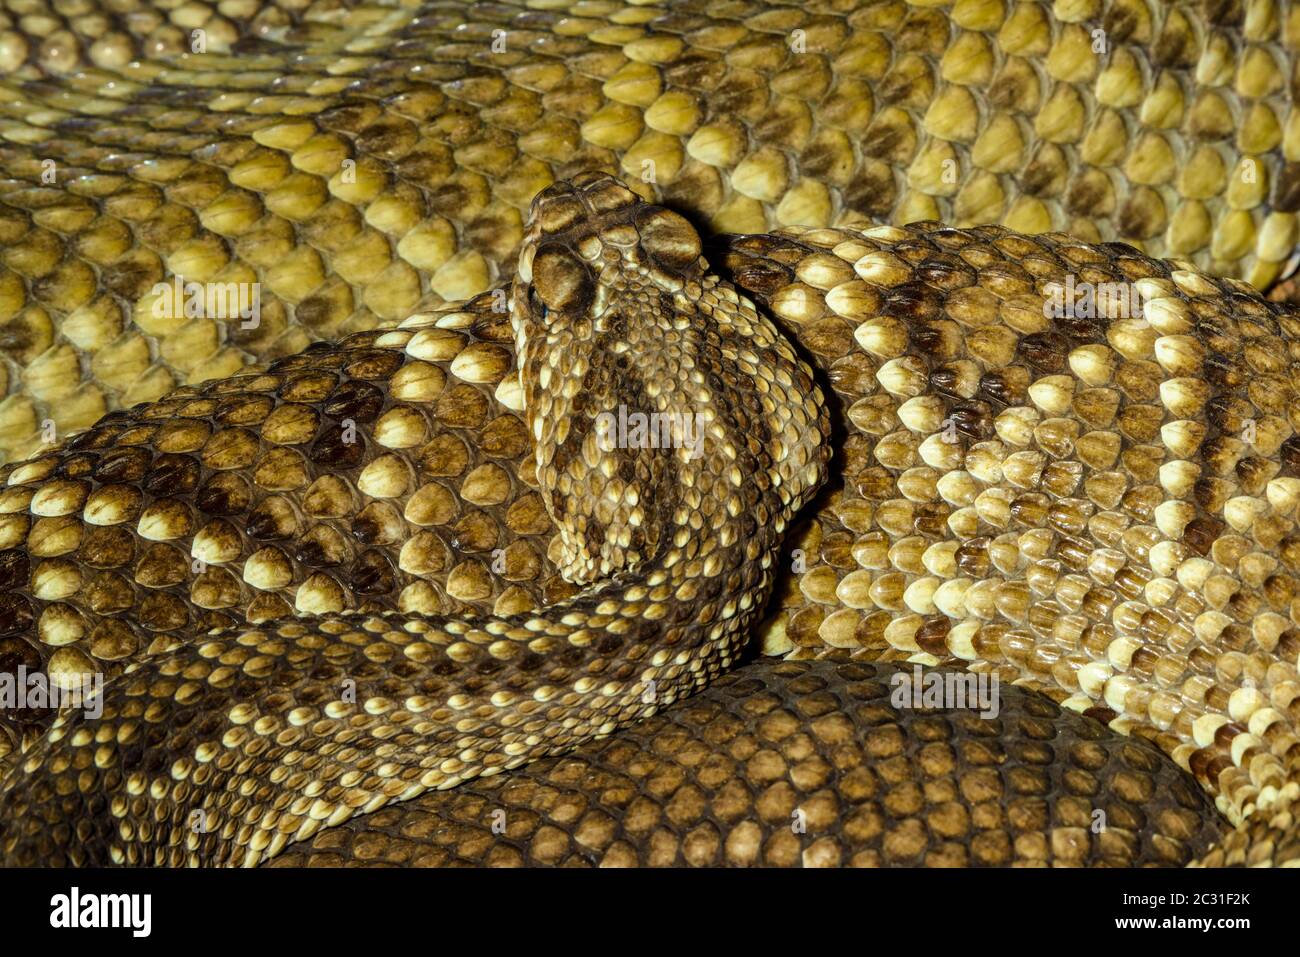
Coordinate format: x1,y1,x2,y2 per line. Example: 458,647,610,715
511,172,720,582
513,171,705,340
509,172,828,588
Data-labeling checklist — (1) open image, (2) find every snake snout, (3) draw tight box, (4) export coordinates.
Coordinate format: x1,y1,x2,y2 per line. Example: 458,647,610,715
518,172,707,325
530,170,637,212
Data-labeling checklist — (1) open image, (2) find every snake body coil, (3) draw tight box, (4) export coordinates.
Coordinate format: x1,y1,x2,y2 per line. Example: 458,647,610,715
2,0,1300,868
0,172,829,866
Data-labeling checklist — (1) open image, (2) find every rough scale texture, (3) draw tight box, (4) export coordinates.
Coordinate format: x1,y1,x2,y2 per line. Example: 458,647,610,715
5,207,1300,866
1,0,1300,869
269,658,1223,868
720,219,1300,863
1,0,1299,463
0,171,830,866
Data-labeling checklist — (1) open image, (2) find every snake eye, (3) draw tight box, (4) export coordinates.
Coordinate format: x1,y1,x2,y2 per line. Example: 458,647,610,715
528,285,548,319
532,242,594,313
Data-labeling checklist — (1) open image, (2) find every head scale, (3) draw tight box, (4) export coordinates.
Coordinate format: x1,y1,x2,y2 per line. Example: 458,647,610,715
512,171,705,348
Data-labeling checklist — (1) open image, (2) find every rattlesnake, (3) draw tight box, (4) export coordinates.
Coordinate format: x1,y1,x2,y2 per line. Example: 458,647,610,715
2,0,1300,866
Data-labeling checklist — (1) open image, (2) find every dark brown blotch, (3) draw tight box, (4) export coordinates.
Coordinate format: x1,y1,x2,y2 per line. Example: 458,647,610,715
143,454,201,496
323,380,385,422
93,447,153,484
350,549,396,595
196,473,253,516
311,423,366,469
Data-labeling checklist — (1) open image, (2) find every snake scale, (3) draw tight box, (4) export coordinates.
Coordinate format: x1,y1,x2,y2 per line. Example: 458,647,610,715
1,0,1300,867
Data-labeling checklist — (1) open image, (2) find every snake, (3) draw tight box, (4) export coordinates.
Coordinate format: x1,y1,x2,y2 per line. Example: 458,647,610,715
1,0,1299,867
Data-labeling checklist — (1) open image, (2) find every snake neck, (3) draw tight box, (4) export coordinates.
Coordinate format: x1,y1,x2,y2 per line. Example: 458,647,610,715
0,175,829,866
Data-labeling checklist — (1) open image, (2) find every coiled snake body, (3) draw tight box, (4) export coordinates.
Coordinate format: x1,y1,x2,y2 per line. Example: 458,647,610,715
1,0,1300,867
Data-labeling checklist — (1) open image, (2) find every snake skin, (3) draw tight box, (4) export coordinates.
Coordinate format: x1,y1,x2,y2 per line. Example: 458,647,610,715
0,170,833,866
1,0,1299,465
2,0,1300,868
268,658,1222,868
3,205,1300,865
